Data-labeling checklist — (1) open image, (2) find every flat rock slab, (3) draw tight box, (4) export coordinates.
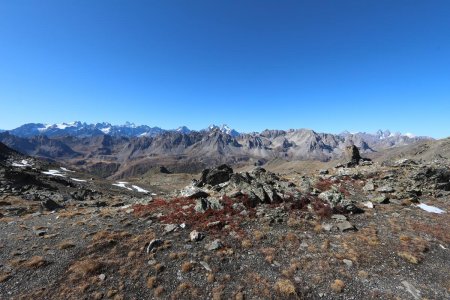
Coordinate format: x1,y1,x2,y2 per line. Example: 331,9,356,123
337,221,356,232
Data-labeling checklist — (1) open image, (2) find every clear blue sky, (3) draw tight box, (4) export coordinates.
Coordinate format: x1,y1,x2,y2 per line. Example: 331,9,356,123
0,1,449,138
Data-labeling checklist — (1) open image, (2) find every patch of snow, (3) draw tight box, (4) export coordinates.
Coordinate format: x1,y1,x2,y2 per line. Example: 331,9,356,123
404,132,416,138
55,123,69,129
12,162,26,167
363,201,374,209
417,203,445,214
53,122,78,130
222,124,231,131
208,124,219,131
42,169,66,177
60,167,74,172
132,185,149,193
71,178,87,182
176,126,191,133
112,182,132,191
100,127,111,134
12,160,32,167
38,124,52,132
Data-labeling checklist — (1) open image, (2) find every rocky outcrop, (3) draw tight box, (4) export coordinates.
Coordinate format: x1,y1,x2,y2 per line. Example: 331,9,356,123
340,145,372,167
195,164,234,187
183,165,301,206
345,145,362,165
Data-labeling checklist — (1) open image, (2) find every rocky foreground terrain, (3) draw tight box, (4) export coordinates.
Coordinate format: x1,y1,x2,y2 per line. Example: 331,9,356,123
0,141,449,299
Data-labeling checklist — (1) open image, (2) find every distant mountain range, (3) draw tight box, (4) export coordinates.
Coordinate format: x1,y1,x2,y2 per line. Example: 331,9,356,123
0,121,432,178
1,121,423,141
3,122,240,138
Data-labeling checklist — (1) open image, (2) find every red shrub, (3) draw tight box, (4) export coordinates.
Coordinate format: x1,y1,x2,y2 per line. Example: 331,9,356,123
311,198,332,218
315,179,334,192
133,195,256,238
338,185,351,197
290,196,310,210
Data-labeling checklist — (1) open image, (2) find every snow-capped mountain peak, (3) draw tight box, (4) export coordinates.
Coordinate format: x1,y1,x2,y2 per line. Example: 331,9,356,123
404,132,416,138
175,126,191,134
206,124,240,137
7,121,164,138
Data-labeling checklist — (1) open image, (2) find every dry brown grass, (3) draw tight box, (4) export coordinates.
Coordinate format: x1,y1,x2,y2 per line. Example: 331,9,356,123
154,285,164,297
181,261,193,273
43,233,58,239
287,216,303,227
32,225,47,231
106,289,118,298
265,255,274,264
274,279,297,297
284,232,299,244
74,220,85,226
207,273,215,283
398,252,419,264
253,230,266,240
331,279,345,293
91,230,131,242
260,247,276,264
321,239,330,250
146,276,157,288
58,210,83,219
398,235,429,264
212,285,224,300
177,282,191,291
357,226,380,246
58,240,76,250
358,270,369,279
24,256,46,268
412,221,450,243
169,251,187,260
0,273,11,283
9,258,25,268
313,223,322,232
282,260,301,278
247,272,272,298
154,263,165,273
241,239,253,248
0,217,15,223
69,259,103,277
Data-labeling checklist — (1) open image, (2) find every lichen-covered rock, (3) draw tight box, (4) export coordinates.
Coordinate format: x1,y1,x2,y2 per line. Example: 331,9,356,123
318,190,343,207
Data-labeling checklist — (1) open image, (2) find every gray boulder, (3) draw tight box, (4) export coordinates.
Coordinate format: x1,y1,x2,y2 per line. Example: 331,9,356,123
196,164,233,187
41,199,62,211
